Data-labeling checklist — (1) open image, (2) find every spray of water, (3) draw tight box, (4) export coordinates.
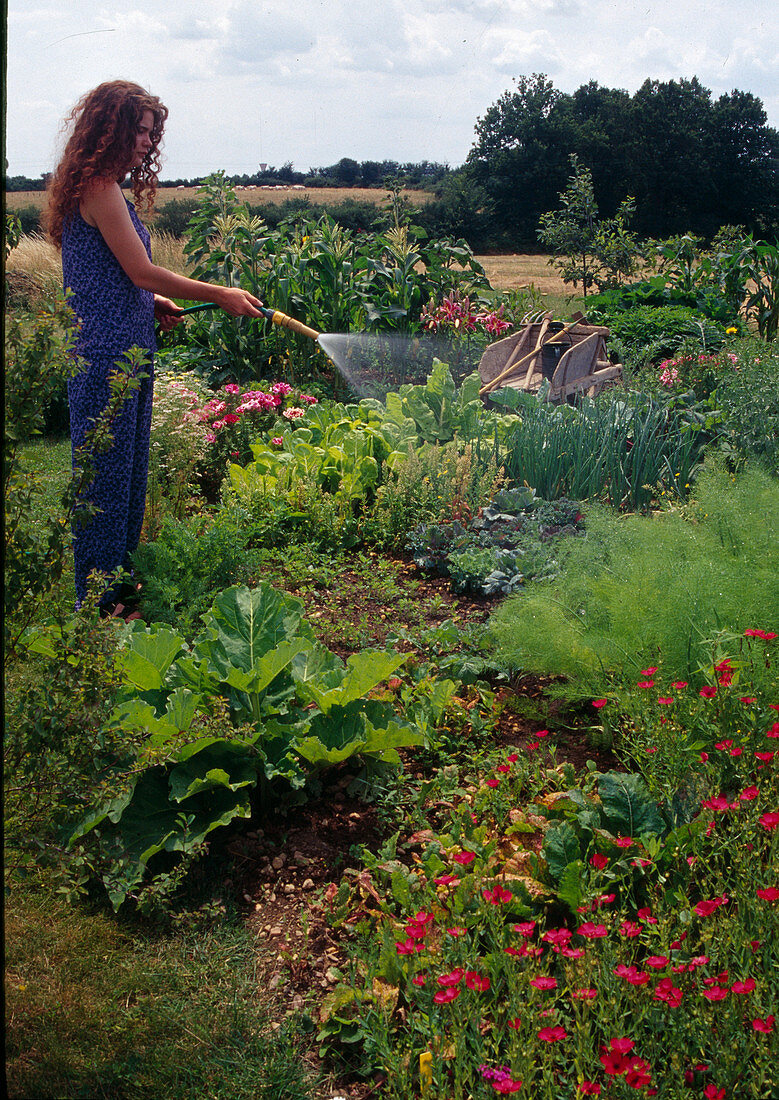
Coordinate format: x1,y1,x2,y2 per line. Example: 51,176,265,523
316,332,484,400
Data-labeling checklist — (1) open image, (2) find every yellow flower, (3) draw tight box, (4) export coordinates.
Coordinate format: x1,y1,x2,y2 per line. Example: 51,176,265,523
726,326,738,335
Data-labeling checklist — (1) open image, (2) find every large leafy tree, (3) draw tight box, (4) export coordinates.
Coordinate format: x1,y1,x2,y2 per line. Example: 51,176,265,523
460,74,779,248
711,90,779,237
466,74,576,248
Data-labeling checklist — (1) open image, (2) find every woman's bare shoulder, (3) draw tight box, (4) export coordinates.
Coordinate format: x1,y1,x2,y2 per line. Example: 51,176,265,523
80,177,127,225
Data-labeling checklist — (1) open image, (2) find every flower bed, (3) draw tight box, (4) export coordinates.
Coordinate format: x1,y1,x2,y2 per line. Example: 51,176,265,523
321,634,778,1098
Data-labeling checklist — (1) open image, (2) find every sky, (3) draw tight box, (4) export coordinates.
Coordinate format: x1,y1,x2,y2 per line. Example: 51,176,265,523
6,0,779,181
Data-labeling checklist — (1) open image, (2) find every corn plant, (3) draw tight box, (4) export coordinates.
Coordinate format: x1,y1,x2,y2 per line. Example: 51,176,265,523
744,239,779,341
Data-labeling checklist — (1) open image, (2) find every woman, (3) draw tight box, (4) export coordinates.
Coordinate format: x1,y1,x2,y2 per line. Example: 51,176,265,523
46,80,262,616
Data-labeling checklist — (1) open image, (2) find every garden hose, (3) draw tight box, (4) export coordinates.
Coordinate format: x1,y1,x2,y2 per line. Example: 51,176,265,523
176,302,320,341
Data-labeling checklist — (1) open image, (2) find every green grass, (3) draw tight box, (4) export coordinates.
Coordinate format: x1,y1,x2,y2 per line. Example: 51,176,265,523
5,873,319,1100
17,436,72,520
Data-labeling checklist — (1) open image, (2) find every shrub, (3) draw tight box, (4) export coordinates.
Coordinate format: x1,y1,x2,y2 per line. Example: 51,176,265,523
604,305,726,364
714,339,779,473
151,197,199,237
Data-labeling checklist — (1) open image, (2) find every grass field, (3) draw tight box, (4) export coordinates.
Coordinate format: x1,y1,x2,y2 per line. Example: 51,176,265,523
5,185,435,211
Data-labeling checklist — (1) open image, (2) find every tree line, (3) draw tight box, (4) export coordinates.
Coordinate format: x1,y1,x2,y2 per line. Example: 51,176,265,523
459,74,779,249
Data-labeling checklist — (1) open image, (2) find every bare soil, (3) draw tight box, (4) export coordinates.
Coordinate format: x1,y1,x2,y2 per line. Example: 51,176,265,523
219,556,618,1097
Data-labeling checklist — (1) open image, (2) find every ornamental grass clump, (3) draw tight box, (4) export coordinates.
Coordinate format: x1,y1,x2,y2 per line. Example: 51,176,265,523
324,648,778,1098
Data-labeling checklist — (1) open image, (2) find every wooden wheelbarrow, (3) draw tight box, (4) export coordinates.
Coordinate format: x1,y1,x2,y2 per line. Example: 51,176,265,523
478,312,622,402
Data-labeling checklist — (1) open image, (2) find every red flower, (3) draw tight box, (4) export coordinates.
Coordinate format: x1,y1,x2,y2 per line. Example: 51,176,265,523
453,850,476,865
485,778,500,788
609,1037,636,1055
700,686,718,698
695,895,728,917
560,946,585,959
757,886,779,901
702,795,730,811
657,696,674,705
573,987,598,1000
759,812,779,830
592,698,608,708
740,697,756,704
530,975,557,990
447,925,467,937
512,921,536,937
615,836,633,848
542,928,573,947
412,974,426,986
641,666,659,675
589,853,609,869
465,971,490,991
637,907,657,923
645,955,670,969
579,1084,601,1095
578,922,608,939
491,1080,523,1095
537,1025,567,1042
600,1050,628,1076
731,978,756,994
434,874,460,886
437,968,464,986
433,986,460,1004
702,986,728,1001
740,786,759,801
671,681,688,689
614,964,650,986
482,884,513,905
755,751,775,762
619,920,642,938
654,978,683,1007
625,1057,652,1088
752,1015,775,1033
768,722,779,738
703,1086,725,1100
507,1016,522,1029
637,680,655,689
745,628,777,640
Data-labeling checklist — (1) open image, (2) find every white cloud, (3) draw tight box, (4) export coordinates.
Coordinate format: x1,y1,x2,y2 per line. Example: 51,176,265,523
6,0,778,176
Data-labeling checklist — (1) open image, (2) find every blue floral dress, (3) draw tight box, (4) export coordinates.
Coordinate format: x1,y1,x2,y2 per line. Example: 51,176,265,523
62,198,156,607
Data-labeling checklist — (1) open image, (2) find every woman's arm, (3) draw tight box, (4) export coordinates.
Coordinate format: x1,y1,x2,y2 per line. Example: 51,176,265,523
79,179,262,317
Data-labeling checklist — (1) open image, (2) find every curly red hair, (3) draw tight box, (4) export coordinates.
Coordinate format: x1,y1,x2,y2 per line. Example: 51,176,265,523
46,80,168,246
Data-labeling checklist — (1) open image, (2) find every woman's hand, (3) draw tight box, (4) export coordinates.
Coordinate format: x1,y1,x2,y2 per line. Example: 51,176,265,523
215,286,264,317
154,295,185,331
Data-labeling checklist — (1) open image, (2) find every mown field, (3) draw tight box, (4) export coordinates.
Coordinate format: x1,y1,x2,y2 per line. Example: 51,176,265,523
5,185,436,210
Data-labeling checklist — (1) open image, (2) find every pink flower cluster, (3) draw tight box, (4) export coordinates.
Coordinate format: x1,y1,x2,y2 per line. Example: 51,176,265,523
657,351,738,389
194,381,317,441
